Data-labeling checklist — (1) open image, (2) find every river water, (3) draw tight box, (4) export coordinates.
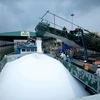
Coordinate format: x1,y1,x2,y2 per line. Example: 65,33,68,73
0,45,14,60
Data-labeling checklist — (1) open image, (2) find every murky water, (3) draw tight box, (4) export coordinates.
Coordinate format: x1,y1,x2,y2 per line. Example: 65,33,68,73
0,46,14,60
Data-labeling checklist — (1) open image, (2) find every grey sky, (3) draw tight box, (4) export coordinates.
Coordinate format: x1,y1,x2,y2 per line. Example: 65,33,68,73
0,0,100,33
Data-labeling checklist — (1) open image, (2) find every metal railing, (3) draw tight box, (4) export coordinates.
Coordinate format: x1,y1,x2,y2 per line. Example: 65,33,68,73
60,59,100,94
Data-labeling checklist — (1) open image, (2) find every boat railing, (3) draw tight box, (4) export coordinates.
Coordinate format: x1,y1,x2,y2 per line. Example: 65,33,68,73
59,58,100,94
1,53,100,94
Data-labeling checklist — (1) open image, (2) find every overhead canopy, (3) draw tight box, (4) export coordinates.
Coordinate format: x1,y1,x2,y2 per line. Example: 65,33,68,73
0,31,36,37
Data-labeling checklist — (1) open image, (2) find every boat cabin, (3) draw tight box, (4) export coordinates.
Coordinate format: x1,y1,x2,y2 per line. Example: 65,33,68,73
15,46,37,54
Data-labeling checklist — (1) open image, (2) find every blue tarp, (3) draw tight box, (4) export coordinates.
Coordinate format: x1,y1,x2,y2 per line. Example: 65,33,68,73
62,44,70,53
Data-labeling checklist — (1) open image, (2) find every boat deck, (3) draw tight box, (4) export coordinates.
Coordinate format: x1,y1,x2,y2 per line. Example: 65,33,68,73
47,53,98,74
71,58,98,74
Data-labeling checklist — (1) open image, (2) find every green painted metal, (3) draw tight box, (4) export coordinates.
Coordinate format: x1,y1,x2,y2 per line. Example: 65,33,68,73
60,59,100,94
35,22,50,37
0,31,36,37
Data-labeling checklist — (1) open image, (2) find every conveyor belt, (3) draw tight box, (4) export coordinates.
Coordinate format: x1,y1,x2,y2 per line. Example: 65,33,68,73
35,22,100,52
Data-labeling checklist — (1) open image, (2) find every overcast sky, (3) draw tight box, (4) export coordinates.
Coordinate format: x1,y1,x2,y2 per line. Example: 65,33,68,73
0,0,100,33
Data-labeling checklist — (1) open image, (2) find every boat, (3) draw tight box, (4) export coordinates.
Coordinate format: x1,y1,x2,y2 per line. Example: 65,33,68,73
0,11,100,100
0,36,100,94
0,38,100,100
35,11,100,99
14,45,37,54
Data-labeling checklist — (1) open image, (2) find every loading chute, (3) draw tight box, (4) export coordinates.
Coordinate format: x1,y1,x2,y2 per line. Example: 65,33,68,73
35,11,100,52
35,22,81,48
45,31,81,48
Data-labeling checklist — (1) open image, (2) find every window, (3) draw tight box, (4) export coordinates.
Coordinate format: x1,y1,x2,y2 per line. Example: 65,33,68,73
34,48,37,51
31,49,34,51
22,49,25,52
27,49,30,52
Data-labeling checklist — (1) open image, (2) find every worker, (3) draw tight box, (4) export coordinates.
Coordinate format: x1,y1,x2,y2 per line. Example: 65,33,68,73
94,65,100,77
63,26,67,32
62,27,67,37
83,60,88,71
66,55,71,66
60,52,66,61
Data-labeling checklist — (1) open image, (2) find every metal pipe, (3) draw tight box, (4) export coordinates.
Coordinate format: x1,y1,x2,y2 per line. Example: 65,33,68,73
47,11,92,33
54,14,55,28
81,30,88,60
41,10,49,19
71,13,74,30
39,17,64,29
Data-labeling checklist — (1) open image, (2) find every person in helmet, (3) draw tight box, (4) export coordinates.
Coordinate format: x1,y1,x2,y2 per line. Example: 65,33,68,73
94,65,100,77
